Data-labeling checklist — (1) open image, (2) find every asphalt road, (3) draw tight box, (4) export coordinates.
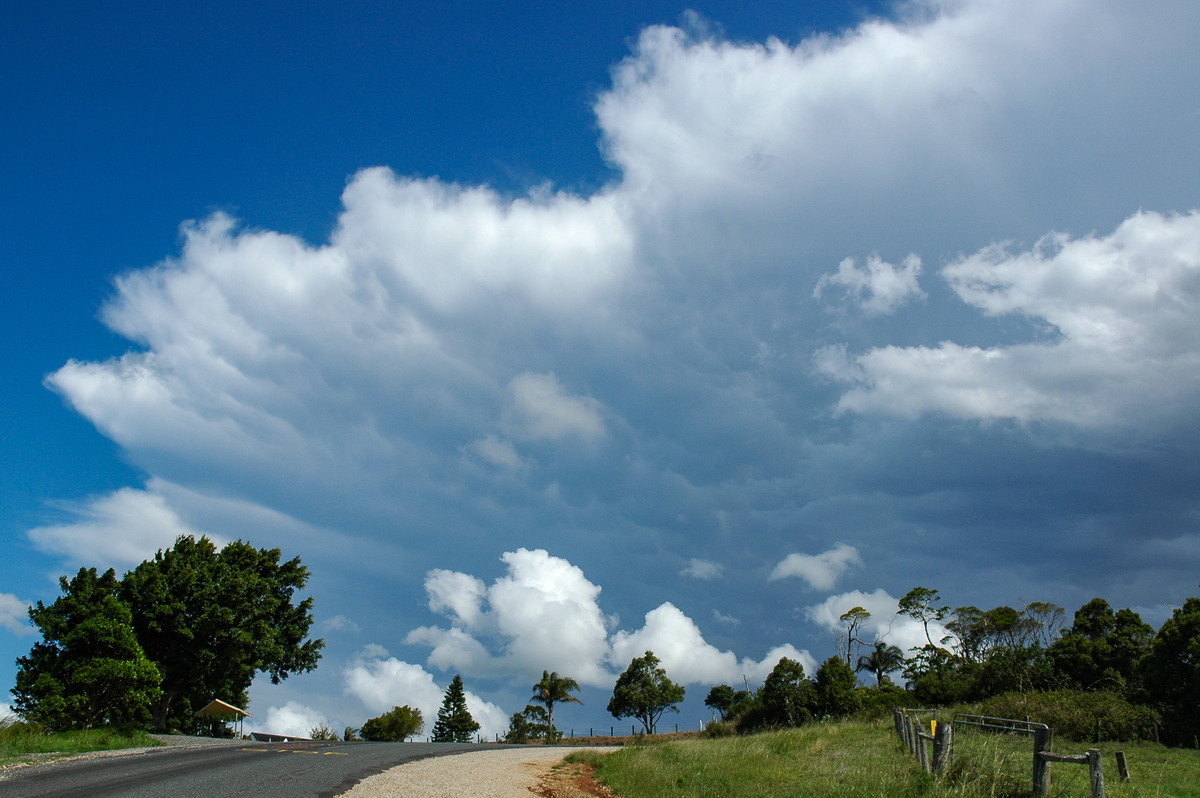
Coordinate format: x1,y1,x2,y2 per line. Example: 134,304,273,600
0,740,492,798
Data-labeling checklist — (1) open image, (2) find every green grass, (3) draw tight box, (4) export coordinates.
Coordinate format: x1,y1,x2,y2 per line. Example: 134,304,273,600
566,718,1200,798
0,716,161,767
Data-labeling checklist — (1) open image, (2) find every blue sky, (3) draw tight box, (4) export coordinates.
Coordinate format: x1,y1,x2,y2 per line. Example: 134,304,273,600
3,0,1200,738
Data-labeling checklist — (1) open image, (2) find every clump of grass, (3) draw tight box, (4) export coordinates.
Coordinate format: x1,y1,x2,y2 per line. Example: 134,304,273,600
0,714,160,766
588,718,930,797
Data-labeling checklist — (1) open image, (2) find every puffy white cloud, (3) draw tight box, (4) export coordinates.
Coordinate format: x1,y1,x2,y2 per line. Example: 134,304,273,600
769,544,862,590
424,569,489,631
26,487,214,571
0,702,15,721
342,646,508,740
405,549,810,689
815,254,924,315
254,701,331,739
680,558,723,580
822,211,1200,430
0,595,31,636
412,549,613,686
610,602,814,685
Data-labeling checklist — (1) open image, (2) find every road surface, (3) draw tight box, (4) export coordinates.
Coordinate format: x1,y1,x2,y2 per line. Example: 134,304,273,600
0,739,494,798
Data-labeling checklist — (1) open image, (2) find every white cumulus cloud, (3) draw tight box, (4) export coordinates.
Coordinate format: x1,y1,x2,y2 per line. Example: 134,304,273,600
610,602,814,685
769,544,862,590
815,254,924,315
822,211,1200,430
254,701,331,739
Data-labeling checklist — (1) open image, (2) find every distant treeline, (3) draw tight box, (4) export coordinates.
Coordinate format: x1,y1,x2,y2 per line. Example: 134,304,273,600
703,588,1200,747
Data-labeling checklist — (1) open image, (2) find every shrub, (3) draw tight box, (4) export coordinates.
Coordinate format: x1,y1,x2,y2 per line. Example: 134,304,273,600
971,690,1160,742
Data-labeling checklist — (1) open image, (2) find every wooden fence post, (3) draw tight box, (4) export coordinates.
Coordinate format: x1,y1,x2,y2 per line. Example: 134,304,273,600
932,721,953,773
1088,748,1105,798
916,725,930,773
1115,750,1131,782
1032,726,1053,796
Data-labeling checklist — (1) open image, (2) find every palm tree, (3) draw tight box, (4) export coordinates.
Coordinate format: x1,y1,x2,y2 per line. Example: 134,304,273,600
856,641,905,685
531,670,583,733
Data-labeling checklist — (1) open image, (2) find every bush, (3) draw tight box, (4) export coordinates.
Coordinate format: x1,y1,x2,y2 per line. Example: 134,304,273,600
971,690,1161,742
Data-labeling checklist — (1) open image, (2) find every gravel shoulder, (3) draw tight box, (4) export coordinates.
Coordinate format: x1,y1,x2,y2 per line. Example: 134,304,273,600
338,746,619,798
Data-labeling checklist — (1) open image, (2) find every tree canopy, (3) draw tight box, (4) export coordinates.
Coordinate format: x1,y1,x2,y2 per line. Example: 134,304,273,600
360,705,424,741
607,651,685,734
120,536,324,731
11,535,323,733
530,670,582,737
12,568,161,730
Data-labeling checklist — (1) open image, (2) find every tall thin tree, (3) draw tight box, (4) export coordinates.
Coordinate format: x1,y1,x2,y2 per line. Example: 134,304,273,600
531,670,583,734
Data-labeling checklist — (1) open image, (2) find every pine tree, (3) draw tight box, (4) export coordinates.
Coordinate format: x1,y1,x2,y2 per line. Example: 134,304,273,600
430,674,480,742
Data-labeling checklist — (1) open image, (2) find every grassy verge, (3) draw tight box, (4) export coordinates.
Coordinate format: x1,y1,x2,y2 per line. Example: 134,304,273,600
0,716,160,767
565,718,1200,798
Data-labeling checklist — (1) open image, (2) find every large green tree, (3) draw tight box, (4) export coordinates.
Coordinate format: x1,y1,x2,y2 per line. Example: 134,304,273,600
1050,598,1153,694
120,535,324,731
607,651,685,734
12,568,161,730
1142,596,1200,747
430,674,480,742
758,657,815,727
813,656,860,717
530,670,582,737
360,705,424,741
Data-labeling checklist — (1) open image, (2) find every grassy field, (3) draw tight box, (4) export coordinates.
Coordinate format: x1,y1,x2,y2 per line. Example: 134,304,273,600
0,716,160,767
565,718,1200,798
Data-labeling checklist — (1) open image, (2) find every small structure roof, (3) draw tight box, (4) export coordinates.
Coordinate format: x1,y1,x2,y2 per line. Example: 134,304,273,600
195,699,251,719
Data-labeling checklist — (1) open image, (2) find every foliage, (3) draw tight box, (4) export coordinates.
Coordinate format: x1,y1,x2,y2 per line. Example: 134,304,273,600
898,586,949,648
607,651,685,734
813,657,860,717
343,726,359,741
856,641,904,685
530,670,582,734
1049,598,1153,695
969,689,1162,743
360,705,424,741
757,657,815,728
704,684,752,723
120,535,324,732
1142,596,1200,747
10,536,323,734
504,703,552,743
11,568,161,731
430,675,479,742
309,723,339,740
855,681,911,718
